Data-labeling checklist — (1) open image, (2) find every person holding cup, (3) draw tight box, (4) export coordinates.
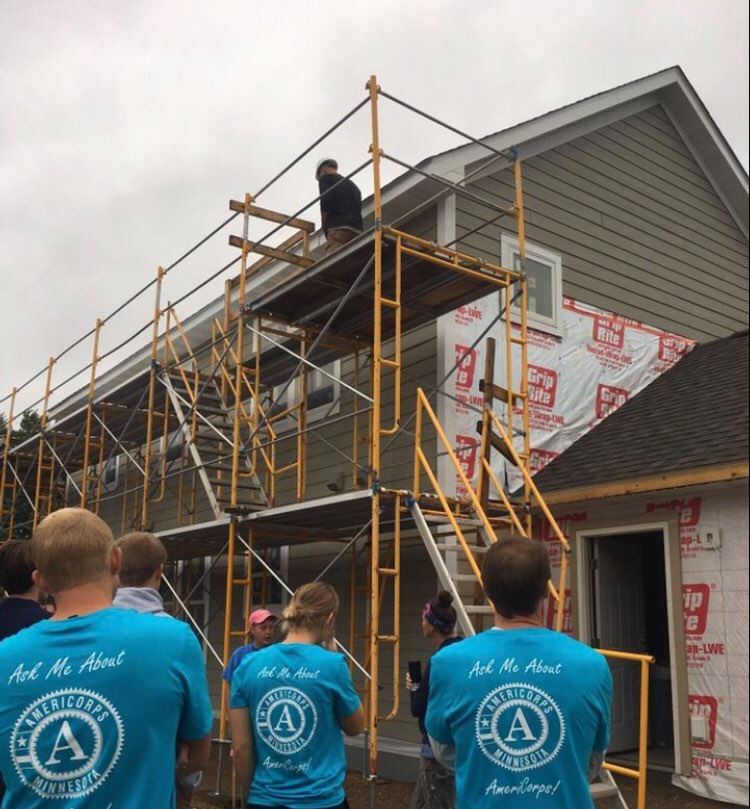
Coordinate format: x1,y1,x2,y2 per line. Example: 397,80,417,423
406,591,461,809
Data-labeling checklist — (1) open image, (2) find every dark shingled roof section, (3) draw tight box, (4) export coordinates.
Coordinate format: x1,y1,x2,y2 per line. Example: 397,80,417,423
533,330,749,493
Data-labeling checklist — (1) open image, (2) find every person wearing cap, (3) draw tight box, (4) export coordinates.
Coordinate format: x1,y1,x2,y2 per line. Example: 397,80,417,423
316,158,363,252
222,608,278,684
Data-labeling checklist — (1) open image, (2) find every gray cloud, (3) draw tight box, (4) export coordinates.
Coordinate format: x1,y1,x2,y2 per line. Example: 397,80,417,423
1,0,748,414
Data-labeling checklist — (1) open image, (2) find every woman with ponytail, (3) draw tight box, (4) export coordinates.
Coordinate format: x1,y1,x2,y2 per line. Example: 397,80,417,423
406,590,461,809
230,582,364,809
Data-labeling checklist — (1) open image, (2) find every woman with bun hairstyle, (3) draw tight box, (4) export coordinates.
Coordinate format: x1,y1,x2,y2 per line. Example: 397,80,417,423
230,582,364,809
406,591,461,809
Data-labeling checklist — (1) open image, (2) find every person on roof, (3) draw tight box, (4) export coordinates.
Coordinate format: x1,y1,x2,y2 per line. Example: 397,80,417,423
316,158,363,253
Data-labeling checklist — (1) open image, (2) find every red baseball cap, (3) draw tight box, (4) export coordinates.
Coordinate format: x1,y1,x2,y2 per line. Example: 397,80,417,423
248,609,277,627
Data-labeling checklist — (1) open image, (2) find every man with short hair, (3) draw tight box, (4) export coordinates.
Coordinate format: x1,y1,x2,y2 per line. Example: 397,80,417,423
426,537,612,809
0,540,48,641
113,530,169,615
222,608,278,684
316,158,363,252
0,508,213,809
113,530,206,808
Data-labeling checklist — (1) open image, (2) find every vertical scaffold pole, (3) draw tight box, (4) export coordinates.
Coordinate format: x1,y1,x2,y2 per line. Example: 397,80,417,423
0,387,17,531
221,192,253,741
141,266,165,529
513,160,532,538
32,357,56,527
366,72,383,787
80,320,103,509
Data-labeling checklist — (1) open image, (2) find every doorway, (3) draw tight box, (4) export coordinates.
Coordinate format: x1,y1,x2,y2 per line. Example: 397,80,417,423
586,530,675,769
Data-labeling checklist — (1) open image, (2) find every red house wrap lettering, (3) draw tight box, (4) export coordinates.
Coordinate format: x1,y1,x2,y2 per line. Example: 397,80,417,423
593,314,625,349
528,365,558,409
530,448,559,472
658,334,691,365
595,383,629,419
455,435,477,479
689,695,718,750
646,497,702,529
683,584,710,636
455,345,478,390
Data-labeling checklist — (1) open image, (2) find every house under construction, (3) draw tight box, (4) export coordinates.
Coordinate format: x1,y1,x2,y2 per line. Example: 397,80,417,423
5,71,736,808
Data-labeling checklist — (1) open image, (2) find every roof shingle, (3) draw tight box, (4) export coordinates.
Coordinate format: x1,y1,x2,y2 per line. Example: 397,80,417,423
533,330,749,493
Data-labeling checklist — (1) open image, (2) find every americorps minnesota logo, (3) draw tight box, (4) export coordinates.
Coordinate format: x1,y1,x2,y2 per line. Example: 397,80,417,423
475,682,565,772
255,686,318,756
11,688,124,799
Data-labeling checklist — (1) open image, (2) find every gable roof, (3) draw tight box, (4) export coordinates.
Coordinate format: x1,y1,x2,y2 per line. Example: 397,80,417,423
48,67,749,420
533,330,749,497
379,65,748,237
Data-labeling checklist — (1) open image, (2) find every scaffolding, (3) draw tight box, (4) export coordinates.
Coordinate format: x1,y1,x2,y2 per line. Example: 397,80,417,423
0,74,652,808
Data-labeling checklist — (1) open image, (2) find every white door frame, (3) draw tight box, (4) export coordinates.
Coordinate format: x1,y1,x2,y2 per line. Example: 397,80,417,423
574,520,687,775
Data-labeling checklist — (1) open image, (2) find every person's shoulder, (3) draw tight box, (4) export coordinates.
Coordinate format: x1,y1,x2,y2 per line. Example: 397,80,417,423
552,632,610,670
432,633,479,665
111,607,193,645
0,617,47,657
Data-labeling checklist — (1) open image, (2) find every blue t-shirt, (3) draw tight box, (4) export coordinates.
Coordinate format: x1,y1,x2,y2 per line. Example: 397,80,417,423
426,628,611,809
222,643,260,683
0,607,213,809
230,643,361,809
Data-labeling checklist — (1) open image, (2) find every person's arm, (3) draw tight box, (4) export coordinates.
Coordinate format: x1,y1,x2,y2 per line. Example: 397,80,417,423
409,659,431,719
425,653,455,768
318,174,338,232
333,656,365,736
340,704,365,736
178,735,212,772
177,626,214,770
428,736,456,772
590,655,613,779
230,707,254,798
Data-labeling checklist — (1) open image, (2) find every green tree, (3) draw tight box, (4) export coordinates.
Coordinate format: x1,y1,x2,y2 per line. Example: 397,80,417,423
1,409,42,538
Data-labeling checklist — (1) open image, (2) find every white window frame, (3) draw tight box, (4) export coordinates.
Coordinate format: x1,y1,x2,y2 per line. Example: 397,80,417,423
272,359,341,431
101,455,120,493
501,234,563,335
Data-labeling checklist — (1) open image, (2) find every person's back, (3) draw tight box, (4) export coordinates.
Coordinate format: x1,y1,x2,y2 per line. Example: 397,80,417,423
230,582,363,809
233,643,359,807
427,627,610,807
0,509,213,809
426,538,611,809
0,609,210,806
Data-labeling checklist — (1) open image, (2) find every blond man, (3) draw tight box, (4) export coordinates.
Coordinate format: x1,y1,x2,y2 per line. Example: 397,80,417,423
0,508,213,809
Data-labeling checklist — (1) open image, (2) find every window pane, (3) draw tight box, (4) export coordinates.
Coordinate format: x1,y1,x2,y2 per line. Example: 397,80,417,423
514,253,553,319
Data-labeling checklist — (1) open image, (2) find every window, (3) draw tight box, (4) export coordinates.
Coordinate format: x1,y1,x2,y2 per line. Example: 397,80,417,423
101,456,120,493
271,359,341,430
501,234,562,334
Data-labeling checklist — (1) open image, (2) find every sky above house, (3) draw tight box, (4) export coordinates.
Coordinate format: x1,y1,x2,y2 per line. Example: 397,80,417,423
1,0,748,418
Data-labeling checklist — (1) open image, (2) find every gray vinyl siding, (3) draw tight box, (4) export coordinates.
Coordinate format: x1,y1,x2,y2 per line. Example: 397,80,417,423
457,104,748,340
272,321,437,504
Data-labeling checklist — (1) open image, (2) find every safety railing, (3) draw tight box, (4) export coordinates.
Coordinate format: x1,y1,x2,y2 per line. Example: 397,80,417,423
413,387,501,584
485,408,571,630
599,649,655,809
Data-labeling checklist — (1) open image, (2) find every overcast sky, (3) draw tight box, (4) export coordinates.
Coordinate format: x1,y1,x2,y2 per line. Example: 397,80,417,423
1,0,748,417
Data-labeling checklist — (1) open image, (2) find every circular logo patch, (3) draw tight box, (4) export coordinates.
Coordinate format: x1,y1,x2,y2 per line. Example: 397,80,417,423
255,686,318,756
475,682,565,772
11,689,124,800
